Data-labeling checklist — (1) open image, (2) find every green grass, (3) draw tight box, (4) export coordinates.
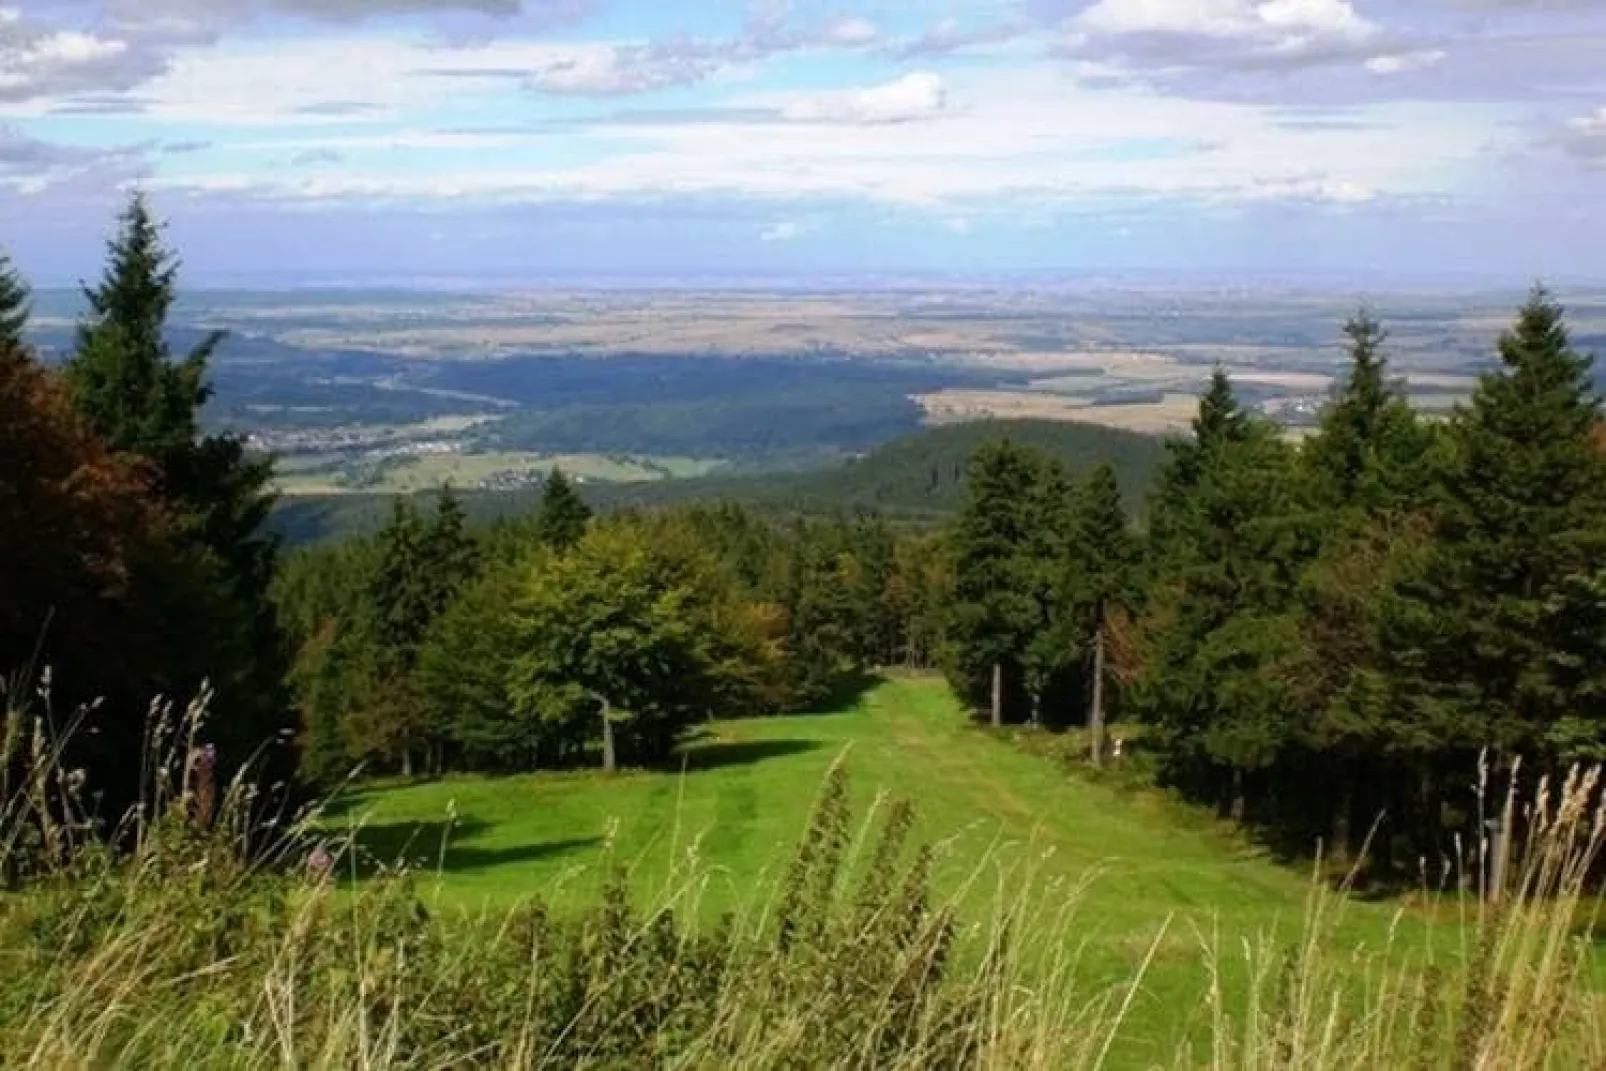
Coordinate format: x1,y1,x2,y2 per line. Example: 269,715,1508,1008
325,675,1435,1063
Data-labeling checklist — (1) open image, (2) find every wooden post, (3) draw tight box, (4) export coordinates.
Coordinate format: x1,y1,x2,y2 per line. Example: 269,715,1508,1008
990,662,1003,728
600,695,617,774
1089,623,1107,767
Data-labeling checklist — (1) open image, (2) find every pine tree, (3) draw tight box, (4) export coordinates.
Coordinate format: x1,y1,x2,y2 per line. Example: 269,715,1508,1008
1289,312,1431,866
1059,464,1141,758
1132,372,1302,817
533,468,592,550
1396,288,1606,765
946,441,1067,727
1302,312,1428,519
67,193,220,459
1145,368,1252,564
0,248,30,351
425,484,480,610
62,193,289,789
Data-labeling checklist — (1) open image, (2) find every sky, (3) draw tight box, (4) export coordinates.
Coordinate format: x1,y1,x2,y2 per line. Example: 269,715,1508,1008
0,0,1604,285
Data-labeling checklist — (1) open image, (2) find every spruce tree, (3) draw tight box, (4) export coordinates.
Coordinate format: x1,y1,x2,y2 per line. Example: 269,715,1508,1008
946,441,1066,726
1290,312,1430,866
1397,288,1606,763
1132,372,1302,816
63,193,288,788
67,193,219,458
1302,312,1427,518
425,484,480,608
0,248,30,351
1060,463,1141,756
533,468,592,550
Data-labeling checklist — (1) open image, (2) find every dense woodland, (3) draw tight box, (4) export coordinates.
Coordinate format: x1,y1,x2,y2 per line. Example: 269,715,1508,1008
5,193,1606,881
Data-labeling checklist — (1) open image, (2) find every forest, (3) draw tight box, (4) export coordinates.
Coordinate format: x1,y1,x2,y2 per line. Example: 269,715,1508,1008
5,192,1606,885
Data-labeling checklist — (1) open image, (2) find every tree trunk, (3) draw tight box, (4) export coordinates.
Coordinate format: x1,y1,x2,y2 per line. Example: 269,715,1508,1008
990,662,1003,728
401,750,413,778
1029,690,1041,728
1330,773,1353,874
600,696,617,774
1230,767,1246,824
1089,623,1107,767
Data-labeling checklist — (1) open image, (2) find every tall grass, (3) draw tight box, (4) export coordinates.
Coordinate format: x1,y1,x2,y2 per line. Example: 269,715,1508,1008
0,691,1601,1068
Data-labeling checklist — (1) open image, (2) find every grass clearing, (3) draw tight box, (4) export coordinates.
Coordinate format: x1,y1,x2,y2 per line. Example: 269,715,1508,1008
325,675,1452,1064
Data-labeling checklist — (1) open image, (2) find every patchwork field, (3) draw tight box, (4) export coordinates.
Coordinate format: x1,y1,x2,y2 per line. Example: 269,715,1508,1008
274,449,722,494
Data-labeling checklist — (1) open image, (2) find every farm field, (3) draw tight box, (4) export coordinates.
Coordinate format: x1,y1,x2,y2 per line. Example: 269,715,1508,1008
274,449,723,494
325,675,1452,1064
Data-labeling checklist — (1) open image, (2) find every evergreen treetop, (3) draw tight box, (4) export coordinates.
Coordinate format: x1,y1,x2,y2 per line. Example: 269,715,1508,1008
67,192,223,459
533,468,593,550
0,248,30,351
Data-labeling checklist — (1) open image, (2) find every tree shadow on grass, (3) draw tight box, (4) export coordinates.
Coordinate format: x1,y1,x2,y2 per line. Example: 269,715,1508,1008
794,669,882,715
674,737,823,773
328,816,601,879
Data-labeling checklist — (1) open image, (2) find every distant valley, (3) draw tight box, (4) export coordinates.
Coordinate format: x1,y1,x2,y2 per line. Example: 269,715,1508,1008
24,285,1606,503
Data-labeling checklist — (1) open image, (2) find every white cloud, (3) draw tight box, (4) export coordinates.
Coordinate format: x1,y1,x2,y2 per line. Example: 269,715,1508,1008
143,63,1494,214
760,220,802,241
1075,0,1374,42
780,71,948,125
826,16,878,46
1365,49,1447,75
1566,106,1606,139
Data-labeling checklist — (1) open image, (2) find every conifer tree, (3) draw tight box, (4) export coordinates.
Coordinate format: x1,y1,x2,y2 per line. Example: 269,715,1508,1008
946,441,1067,726
1302,312,1428,518
1289,313,1431,865
533,468,592,550
425,484,480,607
62,193,288,784
1132,372,1302,816
1061,463,1141,758
67,193,220,459
1396,288,1606,765
0,248,30,351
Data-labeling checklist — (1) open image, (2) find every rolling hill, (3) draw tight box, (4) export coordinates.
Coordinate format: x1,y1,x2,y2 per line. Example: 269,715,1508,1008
267,417,1171,545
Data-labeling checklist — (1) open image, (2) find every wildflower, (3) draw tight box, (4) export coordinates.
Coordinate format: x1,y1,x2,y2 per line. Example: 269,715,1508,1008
306,842,335,884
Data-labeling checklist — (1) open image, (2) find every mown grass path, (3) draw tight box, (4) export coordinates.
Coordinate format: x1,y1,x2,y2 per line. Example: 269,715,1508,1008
327,675,1435,1063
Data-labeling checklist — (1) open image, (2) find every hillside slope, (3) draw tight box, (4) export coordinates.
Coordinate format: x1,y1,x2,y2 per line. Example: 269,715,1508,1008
269,417,1170,544
327,675,1418,1066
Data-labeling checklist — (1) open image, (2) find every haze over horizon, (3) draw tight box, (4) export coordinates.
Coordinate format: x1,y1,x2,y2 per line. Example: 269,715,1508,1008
3,0,1604,286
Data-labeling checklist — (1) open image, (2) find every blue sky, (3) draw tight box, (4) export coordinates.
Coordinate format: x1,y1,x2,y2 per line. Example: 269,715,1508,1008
1,0,1604,284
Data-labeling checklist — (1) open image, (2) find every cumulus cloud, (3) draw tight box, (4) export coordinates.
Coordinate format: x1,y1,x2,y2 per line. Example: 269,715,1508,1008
780,72,949,125
1052,0,1451,95
0,0,598,104
0,8,164,103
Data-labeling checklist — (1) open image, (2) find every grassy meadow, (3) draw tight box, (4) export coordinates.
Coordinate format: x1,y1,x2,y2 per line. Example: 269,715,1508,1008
4,674,1603,1067
321,675,1488,1064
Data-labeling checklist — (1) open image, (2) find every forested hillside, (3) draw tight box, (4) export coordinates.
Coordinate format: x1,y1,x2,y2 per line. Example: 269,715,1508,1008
267,417,1168,544
9,193,1606,887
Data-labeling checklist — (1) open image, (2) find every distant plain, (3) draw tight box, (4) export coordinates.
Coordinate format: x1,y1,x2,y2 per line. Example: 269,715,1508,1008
25,285,1606,496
